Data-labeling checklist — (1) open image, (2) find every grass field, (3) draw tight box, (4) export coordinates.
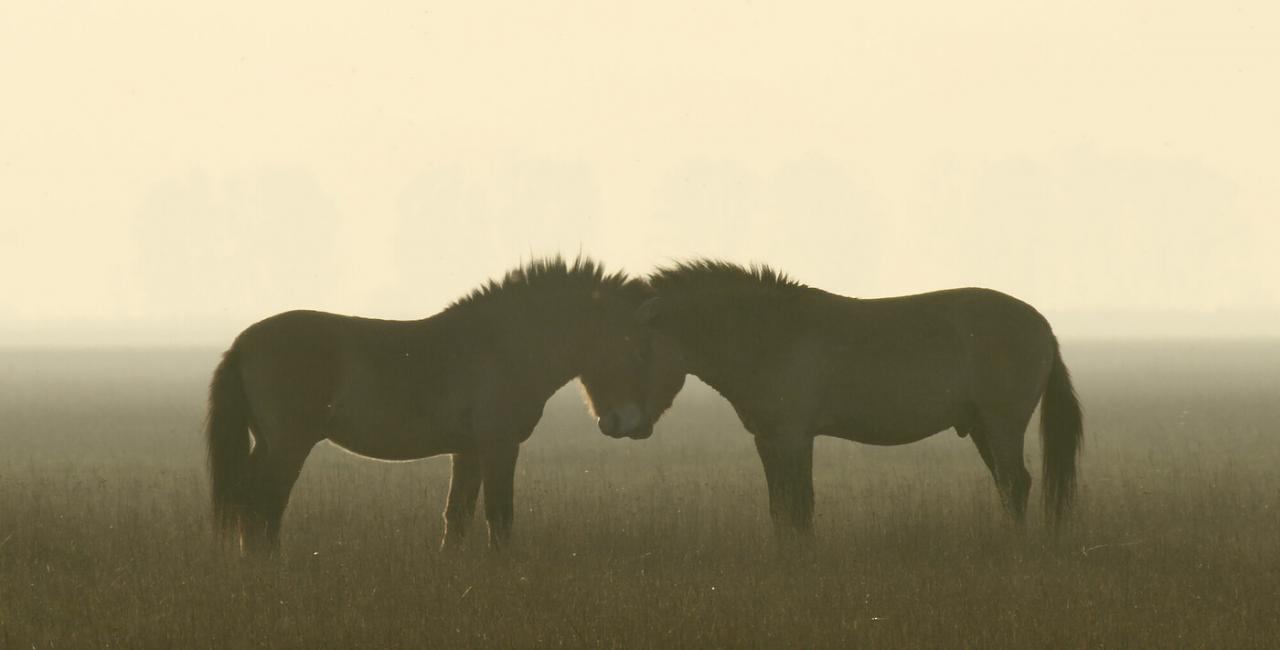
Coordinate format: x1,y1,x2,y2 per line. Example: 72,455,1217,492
2,341,1279,648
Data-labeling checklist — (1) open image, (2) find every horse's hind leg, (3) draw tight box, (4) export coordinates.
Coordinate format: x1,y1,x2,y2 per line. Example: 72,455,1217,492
242,437,314,557
971,410,1033,523
753,433,816,540
968,426,997,479
440,451,482,551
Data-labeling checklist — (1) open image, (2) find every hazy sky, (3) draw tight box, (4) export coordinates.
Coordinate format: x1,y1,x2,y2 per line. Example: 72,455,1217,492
3,1,1277,344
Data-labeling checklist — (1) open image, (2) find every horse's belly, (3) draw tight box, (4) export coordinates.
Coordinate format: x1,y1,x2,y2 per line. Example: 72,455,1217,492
826,424,947,446
325,405,470,461
817,403,960,446
325,435,457,461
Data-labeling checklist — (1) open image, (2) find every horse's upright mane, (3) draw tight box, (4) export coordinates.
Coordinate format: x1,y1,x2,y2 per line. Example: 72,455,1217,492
448,255,649,310
648,259,808,294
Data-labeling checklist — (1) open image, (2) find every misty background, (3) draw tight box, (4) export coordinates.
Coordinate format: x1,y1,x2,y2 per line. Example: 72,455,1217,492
3,2,1277,345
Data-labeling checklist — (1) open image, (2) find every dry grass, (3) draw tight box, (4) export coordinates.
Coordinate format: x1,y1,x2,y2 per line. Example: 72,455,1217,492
2,341,1279,648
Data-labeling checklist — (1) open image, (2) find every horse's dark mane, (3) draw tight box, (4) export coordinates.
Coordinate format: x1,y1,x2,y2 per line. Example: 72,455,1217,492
448,255,649,310
648,259,809,294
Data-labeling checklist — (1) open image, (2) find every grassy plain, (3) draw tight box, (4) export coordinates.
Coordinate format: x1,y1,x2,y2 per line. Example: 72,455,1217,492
2,341,1279,648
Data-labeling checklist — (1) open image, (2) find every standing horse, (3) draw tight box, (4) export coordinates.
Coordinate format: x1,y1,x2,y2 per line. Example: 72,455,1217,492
206,257,677,556
634,260,1083,537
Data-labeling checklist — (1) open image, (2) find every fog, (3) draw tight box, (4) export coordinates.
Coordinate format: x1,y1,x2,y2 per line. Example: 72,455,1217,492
3,1,1278,345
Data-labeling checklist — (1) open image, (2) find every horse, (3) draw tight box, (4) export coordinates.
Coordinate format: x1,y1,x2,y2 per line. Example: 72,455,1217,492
634,260,1083,538
205,257,679,556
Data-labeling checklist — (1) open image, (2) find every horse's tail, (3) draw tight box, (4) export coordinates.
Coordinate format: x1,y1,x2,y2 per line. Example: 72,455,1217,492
1040,337,1083,524
206,347,252,546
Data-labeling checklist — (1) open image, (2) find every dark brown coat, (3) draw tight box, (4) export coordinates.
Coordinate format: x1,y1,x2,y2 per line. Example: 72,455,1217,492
642,260,1083,535
206,257,670,555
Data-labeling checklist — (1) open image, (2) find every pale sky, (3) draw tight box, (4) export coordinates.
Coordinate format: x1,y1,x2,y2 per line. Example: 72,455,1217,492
3,1,1277,344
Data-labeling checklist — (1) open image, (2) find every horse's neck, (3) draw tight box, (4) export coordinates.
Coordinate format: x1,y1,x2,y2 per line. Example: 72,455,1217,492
691,354,757,405
669,298,763,403
482,300,593,394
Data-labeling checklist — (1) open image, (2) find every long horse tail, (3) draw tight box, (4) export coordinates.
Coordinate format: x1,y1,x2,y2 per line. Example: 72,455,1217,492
1040,337,1083,524
206,347,252,545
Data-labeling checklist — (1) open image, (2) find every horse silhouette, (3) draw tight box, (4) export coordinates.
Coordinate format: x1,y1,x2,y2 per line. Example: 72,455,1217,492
636,260,1083,538
205,257,677,555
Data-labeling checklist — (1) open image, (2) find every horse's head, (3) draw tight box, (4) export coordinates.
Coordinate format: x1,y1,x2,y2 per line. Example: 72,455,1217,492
579,296,687,440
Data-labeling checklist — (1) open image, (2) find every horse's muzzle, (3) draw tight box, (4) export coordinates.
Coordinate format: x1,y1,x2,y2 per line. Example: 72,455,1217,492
598,404,650,439
620,423,653,440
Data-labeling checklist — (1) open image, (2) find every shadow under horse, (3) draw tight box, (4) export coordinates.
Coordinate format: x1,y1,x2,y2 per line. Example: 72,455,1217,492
205,257,682,556
635,260,1083,538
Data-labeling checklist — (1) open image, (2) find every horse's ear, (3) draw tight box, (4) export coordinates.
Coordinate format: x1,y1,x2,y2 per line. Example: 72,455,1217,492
636,296,662,325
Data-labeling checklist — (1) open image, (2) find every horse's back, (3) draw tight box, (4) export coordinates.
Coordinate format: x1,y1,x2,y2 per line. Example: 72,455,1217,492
848,287,1053,353
233,309,467,376
929,287,1052,335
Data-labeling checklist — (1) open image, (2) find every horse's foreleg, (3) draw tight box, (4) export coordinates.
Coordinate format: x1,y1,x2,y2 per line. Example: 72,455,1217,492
479,441,520,549
754,433,816,539
440,451,482,550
